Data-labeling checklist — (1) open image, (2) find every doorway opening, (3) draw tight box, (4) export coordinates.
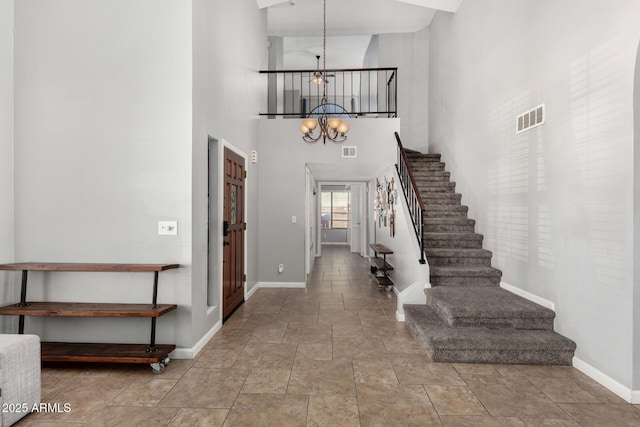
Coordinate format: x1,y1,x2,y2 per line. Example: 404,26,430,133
311,182,368,259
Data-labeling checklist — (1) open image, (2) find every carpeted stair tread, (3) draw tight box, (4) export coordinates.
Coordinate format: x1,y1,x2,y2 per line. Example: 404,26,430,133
404,305,576,365
425,287,555,330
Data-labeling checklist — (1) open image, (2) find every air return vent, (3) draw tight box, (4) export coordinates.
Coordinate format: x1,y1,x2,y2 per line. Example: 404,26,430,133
516,104,545,134
342,146,357,158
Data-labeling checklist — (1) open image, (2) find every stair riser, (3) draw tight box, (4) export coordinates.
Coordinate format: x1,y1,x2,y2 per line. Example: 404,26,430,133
423,210,468,218
417,185,455,193
430,276,501,287
408,162,445,171
427,257,492,267
424,224,475,233
406,154,441,161
427,348,574,365
413,176,451,183
424,239,483,249
424,197,462,206
448,317,554,330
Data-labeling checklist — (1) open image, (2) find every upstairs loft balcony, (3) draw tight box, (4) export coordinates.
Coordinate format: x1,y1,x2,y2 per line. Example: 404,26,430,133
260,67,398,119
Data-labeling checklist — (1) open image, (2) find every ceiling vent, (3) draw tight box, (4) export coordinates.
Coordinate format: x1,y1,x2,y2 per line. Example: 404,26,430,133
516,104,545,134
342,146,357,158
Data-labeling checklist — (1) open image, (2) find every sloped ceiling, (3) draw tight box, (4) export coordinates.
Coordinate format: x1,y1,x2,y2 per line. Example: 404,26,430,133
259,0,462,69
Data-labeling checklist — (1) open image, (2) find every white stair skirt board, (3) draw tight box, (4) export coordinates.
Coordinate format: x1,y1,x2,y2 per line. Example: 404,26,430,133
395,263,430,322
258,282,306,289
573,357,640,404
500,281,555,311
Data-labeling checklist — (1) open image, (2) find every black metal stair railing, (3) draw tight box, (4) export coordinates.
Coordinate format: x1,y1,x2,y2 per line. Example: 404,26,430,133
395,132,426,264
259,67,397,118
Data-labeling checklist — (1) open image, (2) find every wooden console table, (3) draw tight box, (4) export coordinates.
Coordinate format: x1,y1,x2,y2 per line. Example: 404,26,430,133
0,262,179,373
369,244,394,292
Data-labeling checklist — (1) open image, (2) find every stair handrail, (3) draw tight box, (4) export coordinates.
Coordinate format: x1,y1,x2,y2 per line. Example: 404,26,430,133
395,132,426,264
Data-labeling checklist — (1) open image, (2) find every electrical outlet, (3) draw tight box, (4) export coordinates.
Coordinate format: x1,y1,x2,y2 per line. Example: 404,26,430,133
278,264,284,273
158,221,178,235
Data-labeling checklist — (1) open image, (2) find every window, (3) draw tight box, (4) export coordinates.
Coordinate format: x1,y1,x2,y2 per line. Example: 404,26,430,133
321,191,350,229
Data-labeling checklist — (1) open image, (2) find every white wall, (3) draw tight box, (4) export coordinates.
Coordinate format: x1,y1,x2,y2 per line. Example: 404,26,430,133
378,27,429,152
13,0,192,346
258,118,399,284
429,0,640,389
0,0,14,332
191,0,267,341
370,165,425,290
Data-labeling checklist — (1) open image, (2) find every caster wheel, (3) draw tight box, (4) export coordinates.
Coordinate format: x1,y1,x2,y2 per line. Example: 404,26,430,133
151,362,165,374
162,356,171,366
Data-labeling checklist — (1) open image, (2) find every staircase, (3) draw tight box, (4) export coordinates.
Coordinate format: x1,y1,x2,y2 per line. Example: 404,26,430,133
401,151,576,365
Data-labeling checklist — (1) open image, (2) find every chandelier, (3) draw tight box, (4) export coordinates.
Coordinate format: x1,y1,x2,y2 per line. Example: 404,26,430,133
299,0,350,144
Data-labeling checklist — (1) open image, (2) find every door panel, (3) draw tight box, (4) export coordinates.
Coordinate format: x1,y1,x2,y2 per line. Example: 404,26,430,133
223,148,245,320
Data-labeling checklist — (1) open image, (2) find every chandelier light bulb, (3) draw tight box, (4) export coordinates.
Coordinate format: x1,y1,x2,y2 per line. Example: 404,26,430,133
327,118,342,129
337,122,350,134
304,118,318,130
300,124,309,134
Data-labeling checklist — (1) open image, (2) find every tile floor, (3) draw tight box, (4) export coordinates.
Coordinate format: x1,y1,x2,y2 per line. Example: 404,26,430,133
16,246,640,426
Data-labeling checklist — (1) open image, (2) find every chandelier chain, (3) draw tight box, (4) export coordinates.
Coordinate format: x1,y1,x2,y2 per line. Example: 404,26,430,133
322,0,327,99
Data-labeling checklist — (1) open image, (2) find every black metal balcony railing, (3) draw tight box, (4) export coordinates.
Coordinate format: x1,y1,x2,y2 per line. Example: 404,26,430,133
259,67,398,118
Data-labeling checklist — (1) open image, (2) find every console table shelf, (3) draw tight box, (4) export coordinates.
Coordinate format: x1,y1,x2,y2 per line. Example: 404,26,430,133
0,302,177,317
41,342,176,364
0,262,179,374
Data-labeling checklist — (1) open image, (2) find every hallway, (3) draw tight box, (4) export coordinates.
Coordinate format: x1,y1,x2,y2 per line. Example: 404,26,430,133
20,246,640,426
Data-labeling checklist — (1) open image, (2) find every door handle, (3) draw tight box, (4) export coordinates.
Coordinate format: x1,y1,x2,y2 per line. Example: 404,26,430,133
223,241,230,246
223,220,229,236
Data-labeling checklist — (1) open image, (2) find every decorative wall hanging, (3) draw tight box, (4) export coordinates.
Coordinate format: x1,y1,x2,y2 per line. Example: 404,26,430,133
374,176,398,237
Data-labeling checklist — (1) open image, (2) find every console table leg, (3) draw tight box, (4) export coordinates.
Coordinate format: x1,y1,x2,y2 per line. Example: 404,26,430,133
147,317,158,353
18,270,28,334
147,271,159,352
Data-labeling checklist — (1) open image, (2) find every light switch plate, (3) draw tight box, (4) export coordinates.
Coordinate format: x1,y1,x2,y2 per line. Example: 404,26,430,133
158,221,178,235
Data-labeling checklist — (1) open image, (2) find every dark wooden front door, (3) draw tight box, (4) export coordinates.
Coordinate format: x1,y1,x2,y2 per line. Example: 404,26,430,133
223,148,245,320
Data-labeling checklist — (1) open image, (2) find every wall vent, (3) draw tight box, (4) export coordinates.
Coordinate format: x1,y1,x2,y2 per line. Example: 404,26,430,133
342,146,357,158
516,104,545,134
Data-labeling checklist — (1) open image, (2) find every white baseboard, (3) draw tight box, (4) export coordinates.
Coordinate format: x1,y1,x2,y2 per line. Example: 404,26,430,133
171,319,222,360
500,281,555,311
573,357,639,403
396,311,405,322
258,281,306,289
245,282,260,300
